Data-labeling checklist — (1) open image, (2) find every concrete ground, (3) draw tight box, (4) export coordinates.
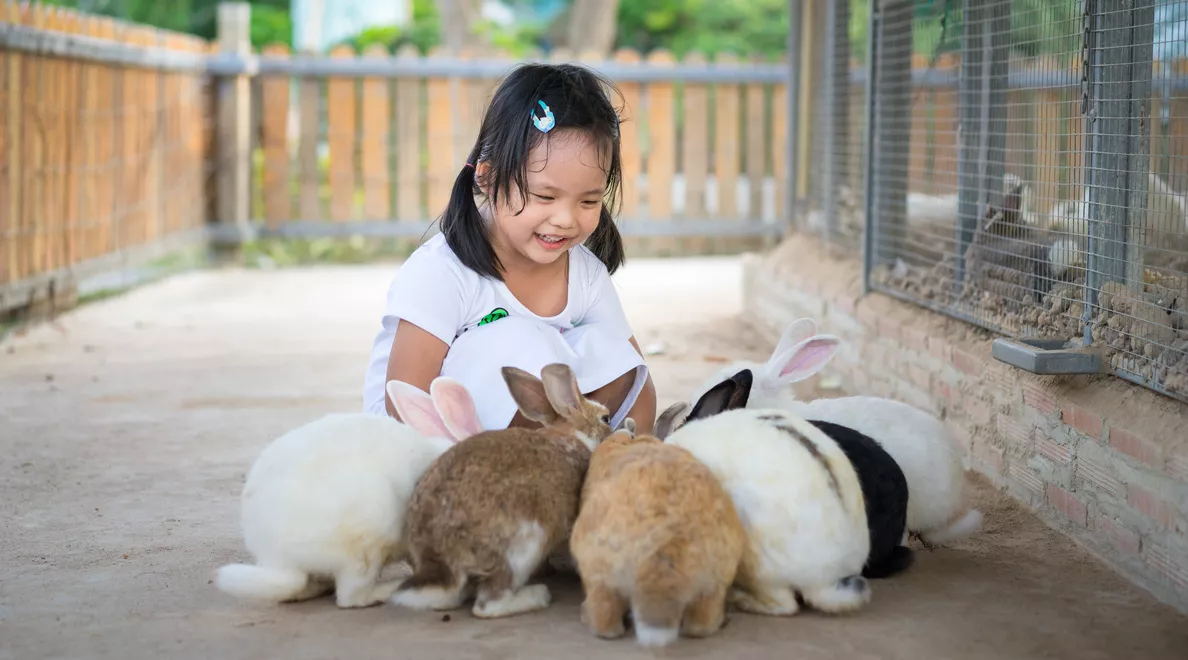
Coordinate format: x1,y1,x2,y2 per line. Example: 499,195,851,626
1,256,1185,660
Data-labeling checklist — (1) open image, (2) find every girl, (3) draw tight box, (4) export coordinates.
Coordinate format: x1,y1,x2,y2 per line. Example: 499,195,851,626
362,62,657,434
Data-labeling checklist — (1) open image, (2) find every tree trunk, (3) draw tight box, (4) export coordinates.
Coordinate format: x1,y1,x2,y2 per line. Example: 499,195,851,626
566,0,620,55
436,0,483,53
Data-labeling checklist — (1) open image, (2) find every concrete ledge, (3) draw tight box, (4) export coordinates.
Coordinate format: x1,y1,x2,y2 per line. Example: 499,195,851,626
742,233,1188,614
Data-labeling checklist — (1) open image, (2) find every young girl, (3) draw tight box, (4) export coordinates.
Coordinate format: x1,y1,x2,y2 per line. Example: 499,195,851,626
362,62,657,434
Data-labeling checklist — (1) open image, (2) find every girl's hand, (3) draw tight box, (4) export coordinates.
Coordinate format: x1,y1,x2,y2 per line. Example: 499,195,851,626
384,320,449,419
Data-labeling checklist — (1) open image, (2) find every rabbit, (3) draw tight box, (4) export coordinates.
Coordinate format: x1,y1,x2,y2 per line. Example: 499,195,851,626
215,376,480,608
667,377,913,579
689,317,983,548
389,362,616,619
658,371,872,616
569,418,745,647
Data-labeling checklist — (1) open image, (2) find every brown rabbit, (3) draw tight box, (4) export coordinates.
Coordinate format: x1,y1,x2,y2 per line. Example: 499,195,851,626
569,418,746,647
389,362,614,619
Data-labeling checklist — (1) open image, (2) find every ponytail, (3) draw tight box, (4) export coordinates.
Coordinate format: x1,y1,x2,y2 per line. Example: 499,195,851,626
584,207,625,275
439,159,506,280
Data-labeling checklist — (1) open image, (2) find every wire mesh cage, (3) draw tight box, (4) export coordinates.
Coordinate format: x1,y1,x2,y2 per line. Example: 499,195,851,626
855,0,1188,402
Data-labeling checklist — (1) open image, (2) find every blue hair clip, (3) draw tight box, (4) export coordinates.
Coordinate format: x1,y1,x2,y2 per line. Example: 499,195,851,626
531,100,555,133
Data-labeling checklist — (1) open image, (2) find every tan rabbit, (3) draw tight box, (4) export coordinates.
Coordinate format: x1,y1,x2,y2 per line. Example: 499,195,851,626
389,362,615,619
569,418,746,647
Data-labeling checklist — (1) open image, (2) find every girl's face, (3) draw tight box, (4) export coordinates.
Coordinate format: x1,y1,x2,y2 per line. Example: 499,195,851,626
482,130,608,270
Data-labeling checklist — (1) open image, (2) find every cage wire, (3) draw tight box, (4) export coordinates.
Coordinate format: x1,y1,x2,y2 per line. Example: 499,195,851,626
855,0,1188,402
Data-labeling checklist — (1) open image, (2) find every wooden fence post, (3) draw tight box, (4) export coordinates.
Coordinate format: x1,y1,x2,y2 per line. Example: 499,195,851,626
216,2,252,236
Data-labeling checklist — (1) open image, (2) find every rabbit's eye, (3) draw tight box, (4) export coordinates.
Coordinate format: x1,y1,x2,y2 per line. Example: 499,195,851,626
600,414,610,425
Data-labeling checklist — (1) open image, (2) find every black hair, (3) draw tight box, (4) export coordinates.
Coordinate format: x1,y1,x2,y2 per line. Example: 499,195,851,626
438,62,626,281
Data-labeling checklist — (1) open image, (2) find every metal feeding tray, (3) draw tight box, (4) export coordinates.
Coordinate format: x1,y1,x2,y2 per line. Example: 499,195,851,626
991,337,1103,375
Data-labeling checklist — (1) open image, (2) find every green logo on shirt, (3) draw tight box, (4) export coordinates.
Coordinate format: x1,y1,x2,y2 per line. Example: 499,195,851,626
477,307,509,326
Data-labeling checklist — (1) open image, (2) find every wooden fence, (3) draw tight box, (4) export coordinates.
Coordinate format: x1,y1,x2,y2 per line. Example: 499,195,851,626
4,1,1188,317
244,45,791,241
0,1,212,309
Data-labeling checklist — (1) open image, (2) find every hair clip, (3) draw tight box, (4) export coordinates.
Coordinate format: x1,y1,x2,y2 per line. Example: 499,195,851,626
531,100,555,133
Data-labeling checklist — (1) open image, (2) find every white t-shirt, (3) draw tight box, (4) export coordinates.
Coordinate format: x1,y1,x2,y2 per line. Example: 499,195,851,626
362,233,637,416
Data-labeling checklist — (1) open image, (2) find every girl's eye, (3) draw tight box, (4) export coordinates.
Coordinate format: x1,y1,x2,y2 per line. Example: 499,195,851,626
534,194,554,202
581,200,600,207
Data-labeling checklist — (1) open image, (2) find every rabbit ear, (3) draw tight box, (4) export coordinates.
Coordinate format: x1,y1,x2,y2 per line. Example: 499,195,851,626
429,377,482,442
619,417,637,437
654,402,690,440
540,362,584,420
688,368,753,421
387,380,453,440
771,318,819,361
502,366,559,425
761,335,840,386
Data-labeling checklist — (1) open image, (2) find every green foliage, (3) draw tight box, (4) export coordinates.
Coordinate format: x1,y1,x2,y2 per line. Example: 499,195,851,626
338,0,442,54
615,0,789,59
250,5,292,48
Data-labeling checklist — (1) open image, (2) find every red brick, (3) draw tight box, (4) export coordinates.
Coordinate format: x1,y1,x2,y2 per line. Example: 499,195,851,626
1127,484,1177,530
900,326,928,353
964,394,993,426
1022,383,1058,416
1035,432,1073,465
908,363,931,390
1062,405,1103,440
952,348,985,376
1012,467,1045,496
1168,451,1188,481
927,336,953,362
1046,484,1089,526
976,442,1006,473
997,417,1033,451
1078,458,1122,498
1109,428,1164,469
1097,515,1141,556
856,304,880,330
877,316,902,343
1145,542,1188,591
932,379,954,404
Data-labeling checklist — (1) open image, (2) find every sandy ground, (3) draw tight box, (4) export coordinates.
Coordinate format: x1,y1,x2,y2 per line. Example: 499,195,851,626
1,256,1185,660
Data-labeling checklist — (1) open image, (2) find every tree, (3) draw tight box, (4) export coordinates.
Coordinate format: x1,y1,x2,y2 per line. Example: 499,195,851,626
435,0,484,52
565,0,619,55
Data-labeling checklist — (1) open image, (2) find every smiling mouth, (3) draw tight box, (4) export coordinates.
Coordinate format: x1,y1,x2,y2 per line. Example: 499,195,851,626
535,233,571,246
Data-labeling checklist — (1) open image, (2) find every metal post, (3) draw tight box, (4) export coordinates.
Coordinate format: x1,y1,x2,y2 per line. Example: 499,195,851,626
822,0,852,249
821,0,838,246
872,0,912,268
1082,0,1154,342
786,0,802,232
955,0,1009,290
861,0,881,294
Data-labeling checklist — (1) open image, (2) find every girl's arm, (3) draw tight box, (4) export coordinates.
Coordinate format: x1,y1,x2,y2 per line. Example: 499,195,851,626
383,320,450,420
625,336,658,435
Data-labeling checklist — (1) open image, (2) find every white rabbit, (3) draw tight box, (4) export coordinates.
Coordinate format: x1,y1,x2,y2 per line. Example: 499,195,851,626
689,318,983,547
658,375,871,616
215,377,482,608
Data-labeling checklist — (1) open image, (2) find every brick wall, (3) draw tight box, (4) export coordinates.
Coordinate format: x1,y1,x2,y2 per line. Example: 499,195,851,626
741,234,1188,613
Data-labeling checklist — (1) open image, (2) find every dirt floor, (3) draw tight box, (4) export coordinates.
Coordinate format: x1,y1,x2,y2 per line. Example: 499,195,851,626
1,256,1185,660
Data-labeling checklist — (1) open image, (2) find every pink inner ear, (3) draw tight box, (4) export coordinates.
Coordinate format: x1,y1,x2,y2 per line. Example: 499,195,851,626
387,381,453,440
777,337,840,381
431,379,483,442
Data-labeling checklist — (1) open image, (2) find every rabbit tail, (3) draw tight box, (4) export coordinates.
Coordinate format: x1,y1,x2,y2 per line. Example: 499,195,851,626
215,563,316,602
921,508,984,546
